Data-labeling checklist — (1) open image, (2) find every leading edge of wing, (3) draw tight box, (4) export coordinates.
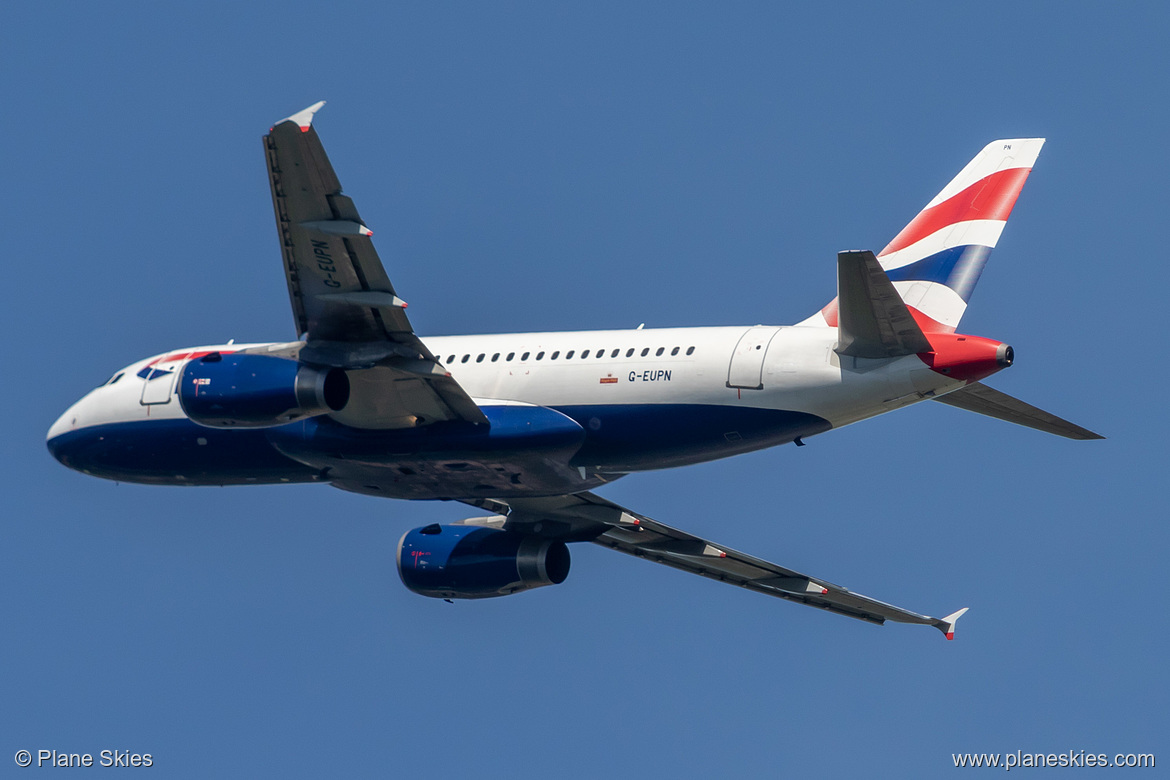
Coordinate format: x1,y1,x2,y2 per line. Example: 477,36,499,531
467,492,969,640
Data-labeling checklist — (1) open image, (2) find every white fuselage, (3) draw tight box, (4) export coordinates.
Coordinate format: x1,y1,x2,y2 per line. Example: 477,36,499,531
424,325,956,426
50,323,962,449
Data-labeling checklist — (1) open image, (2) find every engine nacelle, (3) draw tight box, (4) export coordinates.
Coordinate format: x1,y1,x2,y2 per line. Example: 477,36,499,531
178,353,349,428
397,524,570,599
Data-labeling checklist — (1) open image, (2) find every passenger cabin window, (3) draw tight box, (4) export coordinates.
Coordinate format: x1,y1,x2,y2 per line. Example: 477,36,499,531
476,354,485,363
491,353,500,362
521,352,530,361
596,348,604,358
551,351,560,360
506,352,515,361
686,346,695,355
625,348,634,357
536,351,545,360
610,349,619,358
565,350,575,359
446,355,455,364
641,348,649,356
671,347,680,356
461,355,470,363
581,350,590,359
656,347,665,356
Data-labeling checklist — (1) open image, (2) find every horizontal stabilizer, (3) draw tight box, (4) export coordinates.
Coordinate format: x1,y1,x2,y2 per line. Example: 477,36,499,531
836,250,933,358
933,382,1104,440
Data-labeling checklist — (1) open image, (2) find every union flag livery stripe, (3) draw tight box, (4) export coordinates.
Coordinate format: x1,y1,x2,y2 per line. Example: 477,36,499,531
880,167,1032,256
801,138,1045,332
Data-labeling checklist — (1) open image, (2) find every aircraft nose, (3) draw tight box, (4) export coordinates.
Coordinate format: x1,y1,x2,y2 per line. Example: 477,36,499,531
48,408,75,444
46,399,89,469
46,429,70,467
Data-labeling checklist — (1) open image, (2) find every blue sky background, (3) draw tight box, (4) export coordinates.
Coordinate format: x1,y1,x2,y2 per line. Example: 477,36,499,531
3,2,1166,776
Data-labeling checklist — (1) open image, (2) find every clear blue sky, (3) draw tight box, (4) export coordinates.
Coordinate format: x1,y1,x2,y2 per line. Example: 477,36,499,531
3,2,1165,776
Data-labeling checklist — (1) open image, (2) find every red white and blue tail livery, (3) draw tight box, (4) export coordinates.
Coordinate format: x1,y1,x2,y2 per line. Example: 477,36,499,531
805,138,1044,333
47,106,1100,639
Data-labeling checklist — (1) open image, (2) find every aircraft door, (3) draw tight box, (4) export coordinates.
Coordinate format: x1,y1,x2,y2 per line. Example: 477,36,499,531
727,326,781,390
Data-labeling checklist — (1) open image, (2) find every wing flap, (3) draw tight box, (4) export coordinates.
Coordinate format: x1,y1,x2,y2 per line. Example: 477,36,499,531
933,382,1104,440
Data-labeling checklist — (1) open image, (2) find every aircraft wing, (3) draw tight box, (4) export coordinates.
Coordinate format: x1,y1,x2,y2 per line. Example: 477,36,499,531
461,492,969,639
262,102,487,425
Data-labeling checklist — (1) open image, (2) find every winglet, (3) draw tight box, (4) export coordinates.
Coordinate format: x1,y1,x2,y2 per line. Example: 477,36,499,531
936,607,969,640
276,101,326,132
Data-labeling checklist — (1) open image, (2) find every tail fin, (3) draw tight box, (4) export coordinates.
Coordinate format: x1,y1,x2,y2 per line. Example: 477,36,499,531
801,139,1045,332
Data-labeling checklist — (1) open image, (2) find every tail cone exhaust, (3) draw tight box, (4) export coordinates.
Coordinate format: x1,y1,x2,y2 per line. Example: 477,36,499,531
919,333,1013,383
997,343,1014,368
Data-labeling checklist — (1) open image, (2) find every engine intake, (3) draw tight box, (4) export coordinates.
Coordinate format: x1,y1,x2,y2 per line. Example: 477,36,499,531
397,524,570,599
179,353,349,428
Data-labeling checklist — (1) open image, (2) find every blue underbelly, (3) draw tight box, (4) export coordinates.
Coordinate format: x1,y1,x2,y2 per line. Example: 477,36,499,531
46,419,319,486
46,403,830,490
555,403,830,470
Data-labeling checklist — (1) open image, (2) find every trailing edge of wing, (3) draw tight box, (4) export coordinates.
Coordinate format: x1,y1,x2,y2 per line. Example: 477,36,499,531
471,492,966,639
835,250,933,358
933,382,1104,440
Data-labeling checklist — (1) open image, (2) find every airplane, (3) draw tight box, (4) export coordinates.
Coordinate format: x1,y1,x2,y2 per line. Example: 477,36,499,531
46,102,1101,640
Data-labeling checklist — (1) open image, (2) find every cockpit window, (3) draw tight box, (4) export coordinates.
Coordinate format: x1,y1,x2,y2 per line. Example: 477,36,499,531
97,372,125,388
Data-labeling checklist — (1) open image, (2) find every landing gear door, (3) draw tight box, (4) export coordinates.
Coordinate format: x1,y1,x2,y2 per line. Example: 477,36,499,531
727,326,780,390
140,357,181,405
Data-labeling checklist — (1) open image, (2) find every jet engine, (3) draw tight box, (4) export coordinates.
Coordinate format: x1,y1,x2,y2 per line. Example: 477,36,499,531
178,353,349,428
397,524,570,599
